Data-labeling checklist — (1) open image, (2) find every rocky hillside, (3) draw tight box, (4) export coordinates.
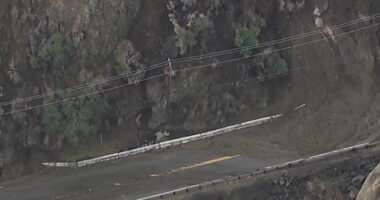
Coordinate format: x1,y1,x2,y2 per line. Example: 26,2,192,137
0,0,380,178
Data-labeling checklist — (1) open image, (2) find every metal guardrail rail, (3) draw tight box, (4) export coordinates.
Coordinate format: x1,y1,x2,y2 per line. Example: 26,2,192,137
42,114,283,168
138,142,380,200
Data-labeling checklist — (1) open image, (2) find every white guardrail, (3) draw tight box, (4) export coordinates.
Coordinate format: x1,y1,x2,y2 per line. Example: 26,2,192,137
138,142,380,200
42,114,283,168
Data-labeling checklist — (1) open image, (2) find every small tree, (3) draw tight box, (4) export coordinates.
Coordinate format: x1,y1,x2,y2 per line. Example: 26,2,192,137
42,104,64,136
32,33,69,70
235,27,261,56
270,58,288,76
42,95,108,146
76,96,106,137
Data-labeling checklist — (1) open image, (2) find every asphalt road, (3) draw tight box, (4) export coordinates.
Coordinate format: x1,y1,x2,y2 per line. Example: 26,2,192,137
0,123,300,200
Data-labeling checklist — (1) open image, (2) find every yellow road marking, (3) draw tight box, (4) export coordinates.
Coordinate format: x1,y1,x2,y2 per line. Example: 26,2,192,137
149,155,240,178
149,174,161,177
113,182,122,186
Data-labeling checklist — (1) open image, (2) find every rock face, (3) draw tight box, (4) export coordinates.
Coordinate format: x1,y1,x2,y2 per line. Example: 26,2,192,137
0,0,380,179
357,162,380,200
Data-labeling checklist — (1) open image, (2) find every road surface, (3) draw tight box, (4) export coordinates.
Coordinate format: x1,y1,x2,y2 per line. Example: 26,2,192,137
0,122,300,200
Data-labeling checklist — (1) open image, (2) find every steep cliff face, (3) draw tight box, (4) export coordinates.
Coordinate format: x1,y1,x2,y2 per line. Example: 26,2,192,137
0,0,379,178
0,0,144,177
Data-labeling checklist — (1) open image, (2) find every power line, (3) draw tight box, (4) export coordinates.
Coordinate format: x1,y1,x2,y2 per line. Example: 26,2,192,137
1,21,378,116
1,14,379,107
72,45,380,118
0,73,167,116
170,13,380,64
6,46,374,137
0,61,169,107
175,22,380,73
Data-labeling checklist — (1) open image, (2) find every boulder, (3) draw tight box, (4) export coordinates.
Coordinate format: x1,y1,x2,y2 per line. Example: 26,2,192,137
356,162,380,200
315,17,324,28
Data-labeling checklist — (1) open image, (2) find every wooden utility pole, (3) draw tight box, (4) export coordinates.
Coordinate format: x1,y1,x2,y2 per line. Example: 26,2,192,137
167,58,173,92
165,58,174,125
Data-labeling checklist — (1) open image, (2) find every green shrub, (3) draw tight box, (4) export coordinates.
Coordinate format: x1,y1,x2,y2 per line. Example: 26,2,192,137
175,26,197,55
270,58,288,76
235,27,261,56
32,33,68,69
43,104,64,136
42,95,107,146
75,96,106,137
